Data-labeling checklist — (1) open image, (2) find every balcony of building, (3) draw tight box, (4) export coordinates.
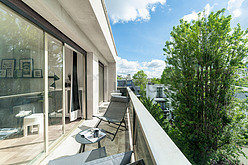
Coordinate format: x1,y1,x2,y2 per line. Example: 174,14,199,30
39,87,190,165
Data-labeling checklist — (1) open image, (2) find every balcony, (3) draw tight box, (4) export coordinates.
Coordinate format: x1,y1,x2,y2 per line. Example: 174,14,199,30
40,87,190,164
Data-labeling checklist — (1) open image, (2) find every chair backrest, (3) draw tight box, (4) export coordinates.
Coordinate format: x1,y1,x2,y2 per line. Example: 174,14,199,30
48,147,107,165
103,96,129,122
127,159,145,165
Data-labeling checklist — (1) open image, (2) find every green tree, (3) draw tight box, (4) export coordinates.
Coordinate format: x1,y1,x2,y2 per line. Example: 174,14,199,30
140,96,169,130
151,78,161,84
163,9,248,164
132,70,148,95
117,76,122,80
161,69,166,84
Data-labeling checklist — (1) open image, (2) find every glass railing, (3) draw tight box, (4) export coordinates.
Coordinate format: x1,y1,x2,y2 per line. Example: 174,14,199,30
127,87,191,165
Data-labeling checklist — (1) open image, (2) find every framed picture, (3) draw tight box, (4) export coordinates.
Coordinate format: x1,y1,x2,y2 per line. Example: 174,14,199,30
0,69,6,78
20,58,33,77
33,69,42,78
1,59,15,78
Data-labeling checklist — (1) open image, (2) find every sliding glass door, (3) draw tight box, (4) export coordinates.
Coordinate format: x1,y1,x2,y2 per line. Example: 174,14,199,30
47,34,63,146
0,3,44,164
0,3,86,164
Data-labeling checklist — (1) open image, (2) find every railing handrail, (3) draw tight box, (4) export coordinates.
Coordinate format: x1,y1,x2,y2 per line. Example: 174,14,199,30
127,87,191,165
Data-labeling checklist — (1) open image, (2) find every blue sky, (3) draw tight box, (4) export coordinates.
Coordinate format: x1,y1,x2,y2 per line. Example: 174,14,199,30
105,0,248,78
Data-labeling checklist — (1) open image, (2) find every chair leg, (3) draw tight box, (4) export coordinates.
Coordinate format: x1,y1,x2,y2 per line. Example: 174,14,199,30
123,119,127,130
112,121,123,141
96,119,102,128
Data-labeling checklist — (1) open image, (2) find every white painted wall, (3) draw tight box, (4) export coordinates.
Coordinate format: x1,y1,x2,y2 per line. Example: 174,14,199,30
107,63,117,100
104,65,108,102
146,84,166,100
146,85,157,100
93,55,99,115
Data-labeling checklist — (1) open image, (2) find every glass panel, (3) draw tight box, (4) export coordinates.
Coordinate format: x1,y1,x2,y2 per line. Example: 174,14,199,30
134,118,154,165
0,4,44,164
47,35,63,145
128,90,154,165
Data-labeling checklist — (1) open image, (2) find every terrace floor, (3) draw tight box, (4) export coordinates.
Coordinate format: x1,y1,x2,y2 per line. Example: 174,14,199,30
40,104,131,165
0,118,82,165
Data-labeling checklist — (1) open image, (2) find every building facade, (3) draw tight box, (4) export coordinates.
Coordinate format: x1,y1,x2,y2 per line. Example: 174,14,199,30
146,84,166,110
0,0,117,164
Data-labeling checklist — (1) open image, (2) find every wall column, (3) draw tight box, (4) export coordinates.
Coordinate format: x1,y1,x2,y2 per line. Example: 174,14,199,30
107,62,117,101
86,52,94,119
104,65,108,102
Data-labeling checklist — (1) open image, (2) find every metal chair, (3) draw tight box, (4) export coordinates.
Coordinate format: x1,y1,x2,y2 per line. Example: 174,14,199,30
48,147,107,165
94,95,129,141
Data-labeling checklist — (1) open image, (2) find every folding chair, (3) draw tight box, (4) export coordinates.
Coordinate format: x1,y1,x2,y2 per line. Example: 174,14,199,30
94,95,129,141
48,147,133,165
48,147,107,165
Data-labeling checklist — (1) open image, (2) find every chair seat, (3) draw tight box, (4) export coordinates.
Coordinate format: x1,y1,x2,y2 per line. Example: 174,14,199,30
48,148,133,165
94,116,120,123
48,147,107,165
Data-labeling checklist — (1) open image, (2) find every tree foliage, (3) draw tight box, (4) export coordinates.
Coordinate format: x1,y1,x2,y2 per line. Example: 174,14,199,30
140,96,169,130
161,69,167,84
163,9,248,164
132,70,148,95
151,78,161,84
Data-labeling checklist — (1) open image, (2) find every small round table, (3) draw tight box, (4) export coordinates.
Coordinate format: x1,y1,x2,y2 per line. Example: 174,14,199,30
75,128,106,153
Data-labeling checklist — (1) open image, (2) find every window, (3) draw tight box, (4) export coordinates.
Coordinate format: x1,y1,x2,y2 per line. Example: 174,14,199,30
156,87,163,98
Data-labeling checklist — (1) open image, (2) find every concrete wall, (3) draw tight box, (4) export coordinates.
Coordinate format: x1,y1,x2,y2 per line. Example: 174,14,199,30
107,63,117,100
93,55,99,115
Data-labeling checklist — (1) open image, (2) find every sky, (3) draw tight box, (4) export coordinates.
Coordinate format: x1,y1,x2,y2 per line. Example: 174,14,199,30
104,0,248,78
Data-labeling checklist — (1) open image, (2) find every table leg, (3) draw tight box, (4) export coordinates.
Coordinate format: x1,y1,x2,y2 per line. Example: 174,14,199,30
79,144,86,153
98,141,101,148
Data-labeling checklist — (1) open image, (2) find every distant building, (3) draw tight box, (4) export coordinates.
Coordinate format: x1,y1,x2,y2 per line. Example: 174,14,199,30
146,84,166,110
237,67,248,79
117,80,140,96
126,74,132,80
146,84,173,119
234,91,248,118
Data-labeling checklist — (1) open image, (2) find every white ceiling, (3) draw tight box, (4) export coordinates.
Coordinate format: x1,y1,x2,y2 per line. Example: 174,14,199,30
23,0,117,63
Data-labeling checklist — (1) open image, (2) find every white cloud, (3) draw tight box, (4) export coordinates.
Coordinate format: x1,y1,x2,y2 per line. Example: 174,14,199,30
182,4,213,22
143,60,166,78
116,56,140,75
117,57,165,78
183,11,198,22
227,0,244,18
105,0,166,24
151,6,156,12
204,4,211,16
